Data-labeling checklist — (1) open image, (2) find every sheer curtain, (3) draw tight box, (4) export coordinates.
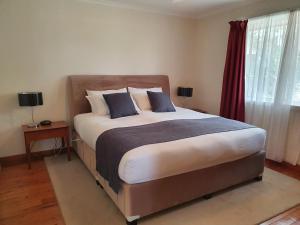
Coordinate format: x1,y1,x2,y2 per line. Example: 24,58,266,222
245,10,300,163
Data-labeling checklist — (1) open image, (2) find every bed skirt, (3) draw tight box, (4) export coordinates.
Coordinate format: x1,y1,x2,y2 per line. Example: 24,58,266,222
74,132,265,221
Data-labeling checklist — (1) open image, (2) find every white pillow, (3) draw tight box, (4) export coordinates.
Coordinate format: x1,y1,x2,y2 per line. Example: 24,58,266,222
128,87,162,111
86,88,127,96
86,88,127,115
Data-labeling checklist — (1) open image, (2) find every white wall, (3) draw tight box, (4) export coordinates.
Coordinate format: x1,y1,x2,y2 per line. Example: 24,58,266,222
0,0,198,157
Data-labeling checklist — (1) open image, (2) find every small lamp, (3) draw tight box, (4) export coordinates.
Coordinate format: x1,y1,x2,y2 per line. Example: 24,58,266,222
177,87,193,107
18,92,43,128
177,87,193,97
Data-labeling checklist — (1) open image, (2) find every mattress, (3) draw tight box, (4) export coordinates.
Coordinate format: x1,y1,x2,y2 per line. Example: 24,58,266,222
74,107,266,184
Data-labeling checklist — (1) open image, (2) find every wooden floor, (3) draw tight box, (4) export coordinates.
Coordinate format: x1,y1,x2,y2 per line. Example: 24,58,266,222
265,159,300,180
261,204,300,225
261,160,300,225
0,161,65,225
0,159,299,225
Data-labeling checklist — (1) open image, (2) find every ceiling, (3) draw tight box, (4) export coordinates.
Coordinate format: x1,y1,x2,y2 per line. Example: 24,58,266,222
82,0,262,18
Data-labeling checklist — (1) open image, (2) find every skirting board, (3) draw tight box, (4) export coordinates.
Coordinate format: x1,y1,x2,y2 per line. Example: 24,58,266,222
0,148,69,167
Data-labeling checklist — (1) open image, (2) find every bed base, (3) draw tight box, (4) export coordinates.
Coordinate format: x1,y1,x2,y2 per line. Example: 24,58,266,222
74,133,265,225
126,175,263,225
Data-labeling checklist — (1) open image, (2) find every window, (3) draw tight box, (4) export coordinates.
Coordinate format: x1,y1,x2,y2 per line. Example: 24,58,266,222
245,12,300,106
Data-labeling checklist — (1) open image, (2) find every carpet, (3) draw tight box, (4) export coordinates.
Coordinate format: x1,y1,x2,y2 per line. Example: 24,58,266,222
45,154,300,225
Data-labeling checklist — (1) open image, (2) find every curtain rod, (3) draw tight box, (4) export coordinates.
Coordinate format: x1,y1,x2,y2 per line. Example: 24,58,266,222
235,7,299,21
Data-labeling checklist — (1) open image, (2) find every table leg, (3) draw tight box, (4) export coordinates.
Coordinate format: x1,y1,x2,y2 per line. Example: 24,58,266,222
61,137,65,148
25,139,31,169
64,135,71,161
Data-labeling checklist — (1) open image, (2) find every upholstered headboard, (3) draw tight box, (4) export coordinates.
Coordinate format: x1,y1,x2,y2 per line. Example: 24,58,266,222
68,75,170,119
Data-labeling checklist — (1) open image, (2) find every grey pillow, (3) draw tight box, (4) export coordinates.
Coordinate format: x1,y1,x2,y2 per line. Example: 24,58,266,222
147,91,176,112
103,93,138,119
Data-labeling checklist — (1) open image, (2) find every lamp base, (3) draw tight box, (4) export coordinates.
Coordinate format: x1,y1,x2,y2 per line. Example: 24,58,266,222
27,122,39,128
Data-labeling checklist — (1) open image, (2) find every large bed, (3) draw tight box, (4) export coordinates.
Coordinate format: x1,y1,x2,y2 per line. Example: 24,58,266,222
68,75,266,225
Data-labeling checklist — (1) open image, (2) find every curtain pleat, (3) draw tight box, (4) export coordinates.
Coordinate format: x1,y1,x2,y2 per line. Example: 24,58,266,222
220,20,248,122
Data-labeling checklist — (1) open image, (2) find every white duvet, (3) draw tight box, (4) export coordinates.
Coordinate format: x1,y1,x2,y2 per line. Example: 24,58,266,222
74,107,266,184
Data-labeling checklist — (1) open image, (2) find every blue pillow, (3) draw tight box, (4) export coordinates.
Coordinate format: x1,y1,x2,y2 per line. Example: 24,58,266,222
103,93,138,119
147,91,176,112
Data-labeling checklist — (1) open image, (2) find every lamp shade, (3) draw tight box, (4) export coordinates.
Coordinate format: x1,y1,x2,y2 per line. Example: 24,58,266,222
177,87,193,97
18,92,43,106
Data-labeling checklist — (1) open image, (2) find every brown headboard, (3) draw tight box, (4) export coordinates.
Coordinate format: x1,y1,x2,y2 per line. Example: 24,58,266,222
68,75,170,119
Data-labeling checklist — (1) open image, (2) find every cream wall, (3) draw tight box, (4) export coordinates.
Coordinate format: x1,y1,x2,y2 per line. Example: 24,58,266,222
0,0,198,157
194,0,300,165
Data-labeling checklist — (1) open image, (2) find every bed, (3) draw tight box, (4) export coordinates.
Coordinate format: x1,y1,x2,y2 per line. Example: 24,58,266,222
68,75,266,225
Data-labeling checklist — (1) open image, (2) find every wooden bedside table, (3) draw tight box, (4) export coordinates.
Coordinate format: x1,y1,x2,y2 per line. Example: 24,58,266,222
190,108,208,113
22,121,71,169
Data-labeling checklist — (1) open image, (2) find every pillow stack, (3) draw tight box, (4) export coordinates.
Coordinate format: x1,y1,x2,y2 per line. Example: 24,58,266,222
128,87,162,111
86,88,127,116
86,86,176,119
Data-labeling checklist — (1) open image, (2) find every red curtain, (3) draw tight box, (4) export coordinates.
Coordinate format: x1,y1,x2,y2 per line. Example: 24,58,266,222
220,20,248,122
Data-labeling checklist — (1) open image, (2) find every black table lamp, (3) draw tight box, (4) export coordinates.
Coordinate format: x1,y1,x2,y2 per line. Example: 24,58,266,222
18,92,43,128
177,87,193,97
177,87,193,107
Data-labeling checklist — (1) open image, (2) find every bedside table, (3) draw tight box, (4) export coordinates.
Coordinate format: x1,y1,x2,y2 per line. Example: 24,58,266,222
22,121,71,169
190,108,208,113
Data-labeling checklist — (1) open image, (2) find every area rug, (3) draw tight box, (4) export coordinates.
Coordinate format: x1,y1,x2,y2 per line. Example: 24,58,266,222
45,154,300,225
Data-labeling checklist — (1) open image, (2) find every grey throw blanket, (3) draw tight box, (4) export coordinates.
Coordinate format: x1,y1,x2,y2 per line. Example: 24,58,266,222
96,117,255,193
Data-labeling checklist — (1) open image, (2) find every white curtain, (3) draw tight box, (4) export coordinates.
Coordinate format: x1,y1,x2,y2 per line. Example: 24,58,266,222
245,10,300,163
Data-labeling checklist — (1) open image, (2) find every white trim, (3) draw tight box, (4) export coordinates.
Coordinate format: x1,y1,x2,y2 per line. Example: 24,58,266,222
76,0,263,20
76,0,195,19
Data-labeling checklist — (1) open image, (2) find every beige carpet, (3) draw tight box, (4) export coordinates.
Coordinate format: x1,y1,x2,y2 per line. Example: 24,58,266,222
45,154,300,225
